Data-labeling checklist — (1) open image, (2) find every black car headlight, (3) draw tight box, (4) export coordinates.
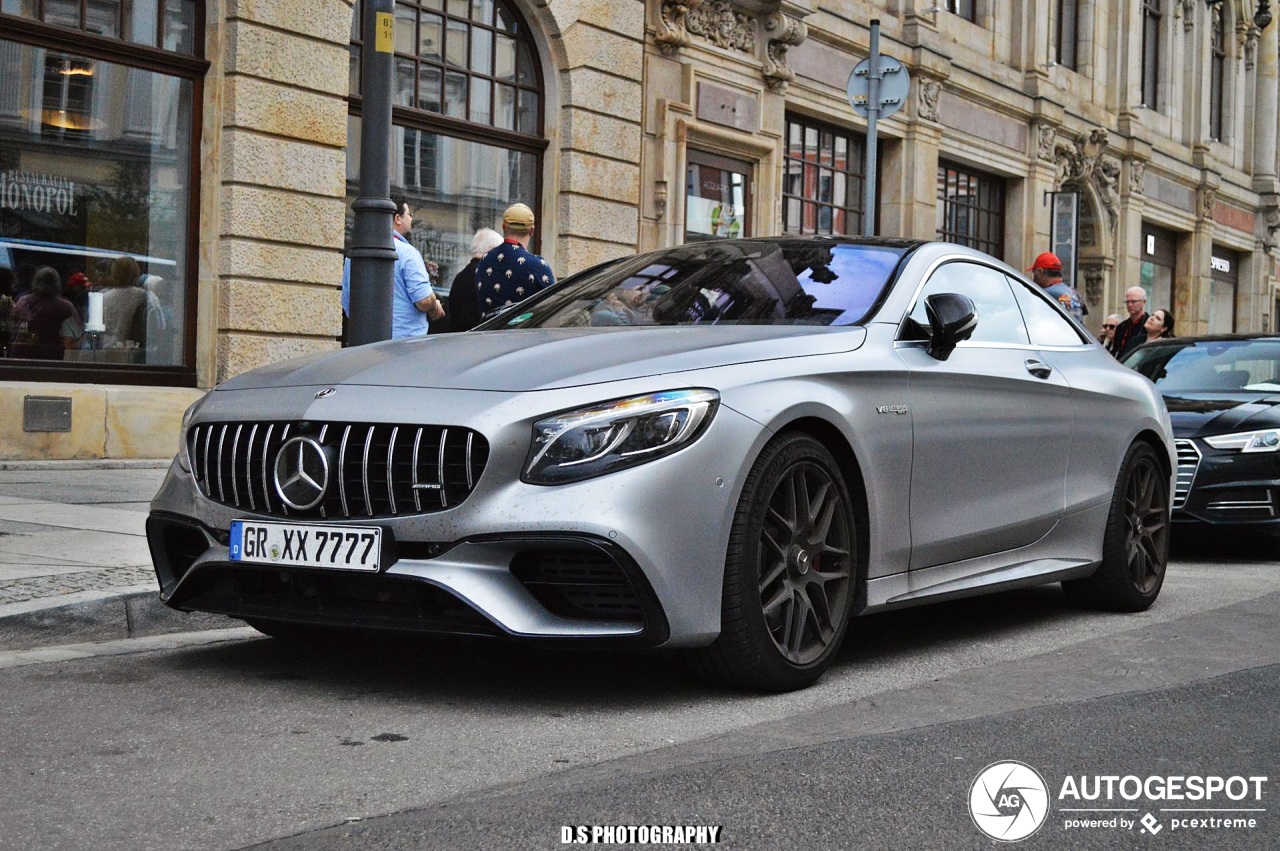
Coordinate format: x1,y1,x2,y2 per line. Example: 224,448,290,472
1204,429,1280,453
523,389,719,485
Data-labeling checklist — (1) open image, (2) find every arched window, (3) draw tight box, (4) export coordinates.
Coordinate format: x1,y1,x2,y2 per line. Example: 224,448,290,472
347,0,547,294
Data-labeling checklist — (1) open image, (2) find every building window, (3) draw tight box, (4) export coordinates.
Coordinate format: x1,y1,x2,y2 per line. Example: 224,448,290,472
1209,246,1238,333
1141,0,1162,110
944,0,976,22
0,3,203,382
686,150,751,242
1056,0,1081,71
782,115,866,236
348,0,546,293
1209,5,1226,141
2,0,198,54
936,161,1005,258
1140,224,1177,316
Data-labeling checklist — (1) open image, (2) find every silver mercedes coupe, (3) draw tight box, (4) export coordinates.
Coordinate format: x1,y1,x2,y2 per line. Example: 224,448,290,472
147,237,1175,691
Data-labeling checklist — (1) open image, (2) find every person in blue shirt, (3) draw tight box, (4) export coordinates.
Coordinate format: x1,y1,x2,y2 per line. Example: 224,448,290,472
476,203,555,318
341,194,444,339
1027,251,1084,322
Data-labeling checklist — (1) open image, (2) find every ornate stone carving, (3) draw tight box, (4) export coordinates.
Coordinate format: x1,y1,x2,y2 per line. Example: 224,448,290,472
1129,159,1147,195
687,0,756,52
1037,125,1056,161
654,180,668,220
1263,197,1280,250
1242,23,1259,71
761,11,807,92
655,0,705,56
918,79,941,123
1054,128,1120,239
1199,186,1218,220
1082,266,1106,306
1177,0,1198,31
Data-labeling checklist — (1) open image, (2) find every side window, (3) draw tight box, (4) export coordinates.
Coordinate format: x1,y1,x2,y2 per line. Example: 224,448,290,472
906,262,1029,345
1009,276,1089,346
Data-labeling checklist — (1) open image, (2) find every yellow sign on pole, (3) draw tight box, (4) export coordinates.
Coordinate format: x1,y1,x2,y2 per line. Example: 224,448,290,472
375,11,394,53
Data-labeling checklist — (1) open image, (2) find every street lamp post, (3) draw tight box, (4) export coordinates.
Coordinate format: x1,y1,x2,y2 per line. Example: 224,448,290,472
347,0,397,346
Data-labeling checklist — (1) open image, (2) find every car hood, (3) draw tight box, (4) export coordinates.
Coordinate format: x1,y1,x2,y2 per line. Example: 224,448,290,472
1163,393,1280,437
216,326,868,392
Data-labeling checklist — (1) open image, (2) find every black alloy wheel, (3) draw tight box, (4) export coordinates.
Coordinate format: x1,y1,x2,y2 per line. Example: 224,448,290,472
1063,441,1169,611
689,433,858,691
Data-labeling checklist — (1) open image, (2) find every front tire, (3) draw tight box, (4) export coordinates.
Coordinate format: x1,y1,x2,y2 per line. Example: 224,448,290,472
689,433,858,692
1063,441,1169,611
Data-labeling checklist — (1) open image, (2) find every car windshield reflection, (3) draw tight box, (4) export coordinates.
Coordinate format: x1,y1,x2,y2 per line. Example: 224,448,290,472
487,239,909,330
1126,338,1280,393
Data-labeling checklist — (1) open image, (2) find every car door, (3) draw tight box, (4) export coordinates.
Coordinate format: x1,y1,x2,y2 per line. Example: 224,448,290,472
896,260,1072,570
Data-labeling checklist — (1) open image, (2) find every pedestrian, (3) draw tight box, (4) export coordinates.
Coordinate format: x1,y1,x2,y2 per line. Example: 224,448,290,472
12,266,82,359
476,202,556,318
1144,308,1174,341
1026,251,1084,321
340,194,445,339
1098,313,1122,347
444,228,503,333
1109,287,1150,359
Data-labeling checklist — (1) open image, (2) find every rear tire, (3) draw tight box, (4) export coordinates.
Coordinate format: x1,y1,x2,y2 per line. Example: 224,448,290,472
688,433,858,692
1063,441,1169,611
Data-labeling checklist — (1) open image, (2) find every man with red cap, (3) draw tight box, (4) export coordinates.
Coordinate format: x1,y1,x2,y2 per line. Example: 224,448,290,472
1027,251,1084,322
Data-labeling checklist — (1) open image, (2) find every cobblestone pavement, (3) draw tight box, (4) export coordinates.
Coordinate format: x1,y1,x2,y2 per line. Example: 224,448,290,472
0,566,157,605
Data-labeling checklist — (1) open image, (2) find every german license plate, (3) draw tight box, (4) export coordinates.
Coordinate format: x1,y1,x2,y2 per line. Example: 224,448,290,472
229,520,382,571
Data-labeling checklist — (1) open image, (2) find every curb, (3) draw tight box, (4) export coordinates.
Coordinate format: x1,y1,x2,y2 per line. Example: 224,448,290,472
0,584,242,651
0,458,171,471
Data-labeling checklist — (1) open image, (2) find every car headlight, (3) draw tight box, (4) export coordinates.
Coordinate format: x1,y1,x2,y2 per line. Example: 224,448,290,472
523,389,719,485
1204,429,1280,453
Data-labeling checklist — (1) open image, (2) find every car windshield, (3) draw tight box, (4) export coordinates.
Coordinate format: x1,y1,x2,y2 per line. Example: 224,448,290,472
486,240,910,329
1125,339,1280,393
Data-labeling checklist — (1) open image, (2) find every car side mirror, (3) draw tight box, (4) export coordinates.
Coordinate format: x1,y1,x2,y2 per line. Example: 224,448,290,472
924,293,977,361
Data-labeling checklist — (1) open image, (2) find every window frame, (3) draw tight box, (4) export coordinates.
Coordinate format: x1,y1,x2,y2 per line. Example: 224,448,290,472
1140,0,1162,110
1055,0,1081,71
782,113,867,237
1209,4,1227,141
935,160,1006,260
943,0,977,23
0,4,206,387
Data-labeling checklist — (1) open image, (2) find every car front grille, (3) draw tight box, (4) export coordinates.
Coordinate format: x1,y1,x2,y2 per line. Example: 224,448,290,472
1173,439,1201,510
188,420,489,519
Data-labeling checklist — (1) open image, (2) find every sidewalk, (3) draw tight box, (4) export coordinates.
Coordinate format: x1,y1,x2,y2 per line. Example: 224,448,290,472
0,460,233,649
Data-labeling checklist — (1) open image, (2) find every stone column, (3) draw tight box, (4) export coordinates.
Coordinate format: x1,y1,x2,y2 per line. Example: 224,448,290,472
1254,18,1279,189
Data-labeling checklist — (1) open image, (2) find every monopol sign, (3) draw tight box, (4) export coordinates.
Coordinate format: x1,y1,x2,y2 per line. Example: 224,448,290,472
0,170,79,216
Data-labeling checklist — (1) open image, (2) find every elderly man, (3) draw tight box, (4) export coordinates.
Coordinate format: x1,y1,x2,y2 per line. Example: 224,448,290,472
1109,287,1149,359
1098,313,1122,347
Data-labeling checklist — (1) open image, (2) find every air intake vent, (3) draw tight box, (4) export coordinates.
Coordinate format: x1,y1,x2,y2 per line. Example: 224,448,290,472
1173,438,1201,510
187,421,489,519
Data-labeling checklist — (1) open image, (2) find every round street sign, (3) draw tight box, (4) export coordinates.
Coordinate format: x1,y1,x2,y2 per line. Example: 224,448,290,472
846,55,911,119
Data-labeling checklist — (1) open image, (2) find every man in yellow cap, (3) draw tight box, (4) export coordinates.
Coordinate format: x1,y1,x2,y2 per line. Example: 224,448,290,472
476,202,556,318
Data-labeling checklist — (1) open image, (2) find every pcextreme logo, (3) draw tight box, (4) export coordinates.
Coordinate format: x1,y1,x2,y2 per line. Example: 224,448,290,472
967,761,1270,841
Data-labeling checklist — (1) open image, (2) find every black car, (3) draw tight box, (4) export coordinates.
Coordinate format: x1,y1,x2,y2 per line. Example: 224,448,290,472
1125,334,1280,536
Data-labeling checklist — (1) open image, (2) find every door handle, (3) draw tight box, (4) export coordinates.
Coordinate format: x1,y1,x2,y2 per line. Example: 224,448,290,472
1025,359,1053,379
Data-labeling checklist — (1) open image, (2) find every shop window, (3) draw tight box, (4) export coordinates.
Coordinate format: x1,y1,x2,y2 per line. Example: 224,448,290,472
0,7,203,382
782,114,865,236
1209,247,1238,333
936,161,1005,259
1139,225,1177,316
348,0,546,299
686,150,751,242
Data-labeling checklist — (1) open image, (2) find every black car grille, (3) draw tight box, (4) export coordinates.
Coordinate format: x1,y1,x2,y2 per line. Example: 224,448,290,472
188,421,489,519
1173,439,1201,510
511,549,644,622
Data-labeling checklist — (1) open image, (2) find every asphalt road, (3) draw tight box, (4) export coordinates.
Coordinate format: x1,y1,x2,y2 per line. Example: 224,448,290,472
0,536,1276,850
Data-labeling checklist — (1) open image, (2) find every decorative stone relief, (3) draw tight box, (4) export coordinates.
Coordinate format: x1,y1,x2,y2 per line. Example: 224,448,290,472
918,80,941,123
761,11,807,93
1199,186,1218,220
1177,0,1197,31
1082,266,1106,306
1037,125,1056,161
654,180,669,220
655,0,705,56
1129,159,1147,195
1262,197,1280,249
687,0,756,53
1053,128,1121,239
1242,23,1259,71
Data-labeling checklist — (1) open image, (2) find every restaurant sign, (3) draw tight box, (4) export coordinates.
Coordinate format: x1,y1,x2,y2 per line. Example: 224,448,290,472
0,170,80,216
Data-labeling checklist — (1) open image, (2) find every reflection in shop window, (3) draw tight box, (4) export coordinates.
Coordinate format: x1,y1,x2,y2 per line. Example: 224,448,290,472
0,39,192,367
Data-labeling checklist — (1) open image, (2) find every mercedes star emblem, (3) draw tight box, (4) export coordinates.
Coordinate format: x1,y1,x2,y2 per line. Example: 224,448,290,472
315,387,337,399
273,437,329,510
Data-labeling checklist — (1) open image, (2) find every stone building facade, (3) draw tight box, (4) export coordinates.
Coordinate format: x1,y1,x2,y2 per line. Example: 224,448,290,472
1,0,1277,460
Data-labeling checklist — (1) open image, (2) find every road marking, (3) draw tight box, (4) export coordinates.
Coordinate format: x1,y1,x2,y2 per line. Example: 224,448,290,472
0,627,258,669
